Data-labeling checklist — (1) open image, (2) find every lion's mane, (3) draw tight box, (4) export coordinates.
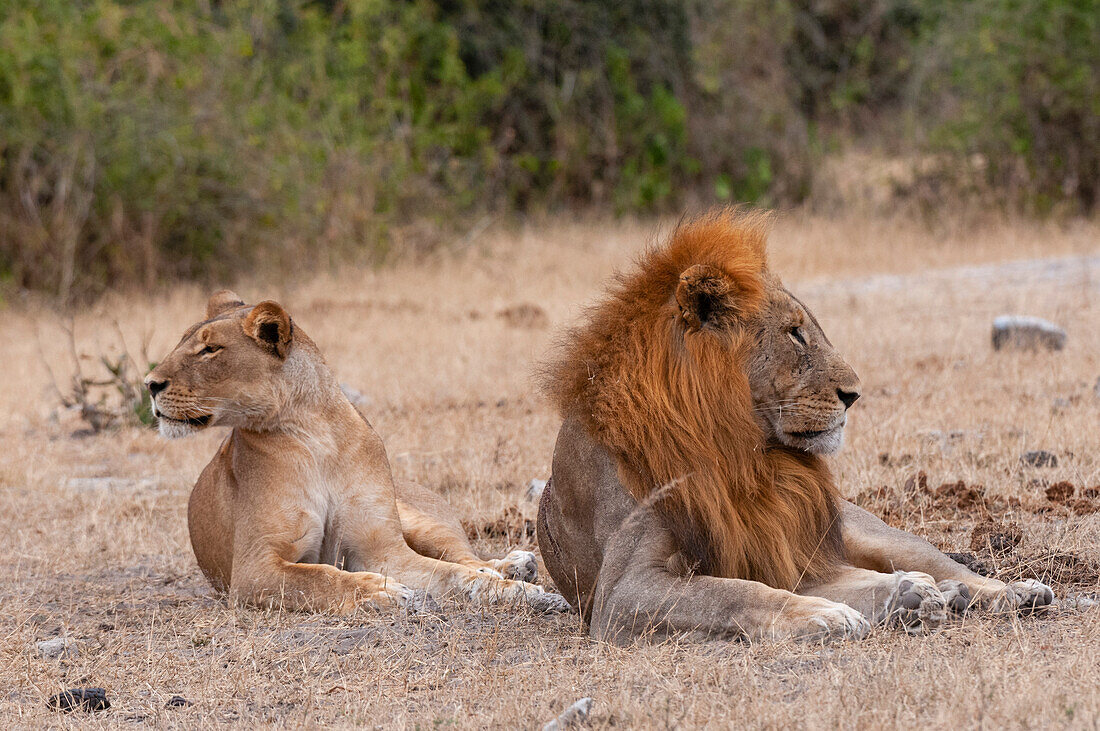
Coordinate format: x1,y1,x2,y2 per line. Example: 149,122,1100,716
542,209,842,590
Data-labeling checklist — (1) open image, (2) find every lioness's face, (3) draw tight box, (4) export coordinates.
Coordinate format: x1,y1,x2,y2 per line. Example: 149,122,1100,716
145,292,295,438
746,277,861,455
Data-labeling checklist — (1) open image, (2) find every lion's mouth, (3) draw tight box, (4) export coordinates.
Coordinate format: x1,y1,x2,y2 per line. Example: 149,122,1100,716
787,428,830,440
160,413,212,428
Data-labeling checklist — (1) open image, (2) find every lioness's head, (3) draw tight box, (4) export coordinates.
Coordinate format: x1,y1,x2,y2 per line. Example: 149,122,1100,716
145,291,310,438
672,220,860,455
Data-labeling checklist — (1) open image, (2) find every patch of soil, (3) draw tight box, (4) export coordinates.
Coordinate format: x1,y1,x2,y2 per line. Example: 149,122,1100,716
969,519,1022,557
858,472,1100,526
1011,551,1100,587
1045,481,1075,502
944,552,994,577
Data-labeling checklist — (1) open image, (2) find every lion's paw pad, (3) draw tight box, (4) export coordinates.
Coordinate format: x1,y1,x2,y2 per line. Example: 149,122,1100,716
937,579,972,614
997,579,1054,614
890,572,947,632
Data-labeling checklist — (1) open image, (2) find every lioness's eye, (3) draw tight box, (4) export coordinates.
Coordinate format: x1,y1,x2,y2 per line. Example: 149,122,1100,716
200,344,222,355
788,327,805,346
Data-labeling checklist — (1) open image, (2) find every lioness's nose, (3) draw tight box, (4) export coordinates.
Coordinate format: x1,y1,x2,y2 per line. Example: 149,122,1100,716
837,388,860,409
146,377,169,396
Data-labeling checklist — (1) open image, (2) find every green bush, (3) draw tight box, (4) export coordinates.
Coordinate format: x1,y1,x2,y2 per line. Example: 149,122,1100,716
915,0,1100,213
0,0,822,298
1,0,1095,298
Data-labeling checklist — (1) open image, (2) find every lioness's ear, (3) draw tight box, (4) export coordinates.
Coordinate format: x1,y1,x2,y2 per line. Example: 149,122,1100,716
675,264,738,330
244,301,293,358
206,290,246,320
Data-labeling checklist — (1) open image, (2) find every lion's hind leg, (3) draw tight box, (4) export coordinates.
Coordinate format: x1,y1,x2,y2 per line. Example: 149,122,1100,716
800,567,948,633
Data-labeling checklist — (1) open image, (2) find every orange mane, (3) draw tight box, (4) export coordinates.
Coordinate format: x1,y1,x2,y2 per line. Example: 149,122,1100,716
542,209,842,590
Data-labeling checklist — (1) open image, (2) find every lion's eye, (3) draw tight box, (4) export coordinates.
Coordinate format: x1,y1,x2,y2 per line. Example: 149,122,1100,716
200,344,222,356
788,327,806,347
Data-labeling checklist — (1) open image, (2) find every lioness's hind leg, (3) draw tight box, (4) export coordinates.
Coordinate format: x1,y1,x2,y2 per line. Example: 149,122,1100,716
379,548,570,614
397,495,540,582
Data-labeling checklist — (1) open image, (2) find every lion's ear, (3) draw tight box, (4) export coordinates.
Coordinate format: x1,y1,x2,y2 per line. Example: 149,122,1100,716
206,290,246,320
244,301,293,358
675,264,739,330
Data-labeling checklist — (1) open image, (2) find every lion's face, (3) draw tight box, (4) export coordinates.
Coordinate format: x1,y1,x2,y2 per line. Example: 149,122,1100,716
745,276,861,455
145,291,296,439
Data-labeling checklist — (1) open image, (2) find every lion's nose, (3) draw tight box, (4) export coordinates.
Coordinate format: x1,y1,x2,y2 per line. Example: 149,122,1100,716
146,378,169,396
837,388,860,409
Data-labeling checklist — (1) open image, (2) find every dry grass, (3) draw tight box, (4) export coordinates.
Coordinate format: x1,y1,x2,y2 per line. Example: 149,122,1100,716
1,212,1099,728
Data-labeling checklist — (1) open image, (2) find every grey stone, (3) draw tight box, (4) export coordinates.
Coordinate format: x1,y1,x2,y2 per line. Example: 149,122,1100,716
992,315,1066,351
340,383,372,410
1021,450,1058,468
543,697,594,731
36,637,77,660
48,688,109,713
526,479,548,501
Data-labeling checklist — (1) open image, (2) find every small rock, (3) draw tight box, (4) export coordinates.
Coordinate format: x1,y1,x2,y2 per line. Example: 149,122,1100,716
543,697,594,731
1094,376,1100,399
991,315,1066,351
340,384,371,411
48,688,110,713
527,478,548,501
36,637,77,660
165,695,191,708
1059,594,1098,612
1021,450,1058,468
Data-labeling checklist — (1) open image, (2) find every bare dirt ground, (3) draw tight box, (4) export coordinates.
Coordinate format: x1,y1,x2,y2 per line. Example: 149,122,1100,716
2,212,1099,728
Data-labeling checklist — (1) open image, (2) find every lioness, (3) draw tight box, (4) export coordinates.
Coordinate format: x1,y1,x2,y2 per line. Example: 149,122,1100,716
537,210,1053,643
147,291,568,614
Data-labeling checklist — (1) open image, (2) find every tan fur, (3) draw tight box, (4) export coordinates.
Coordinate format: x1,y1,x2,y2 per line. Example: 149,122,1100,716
146,292,566,615
537,210,1055,643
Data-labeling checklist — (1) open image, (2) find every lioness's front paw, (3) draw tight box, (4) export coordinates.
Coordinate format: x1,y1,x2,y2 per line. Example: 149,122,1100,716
888,572,947,633
988,579,1055,613
469,576,571,614
491,550,539,582
772,597,871,642
525,587,572,614
363,580,418,610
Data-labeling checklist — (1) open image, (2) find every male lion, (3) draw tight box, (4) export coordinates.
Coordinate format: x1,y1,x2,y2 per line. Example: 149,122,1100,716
146,292,568,614
537,210,1053,643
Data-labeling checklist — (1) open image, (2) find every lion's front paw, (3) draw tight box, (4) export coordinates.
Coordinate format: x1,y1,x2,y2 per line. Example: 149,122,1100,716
888,572,947,633
988,579,1055,614
491,550,539,582
936,579,973,614
772,597,871,642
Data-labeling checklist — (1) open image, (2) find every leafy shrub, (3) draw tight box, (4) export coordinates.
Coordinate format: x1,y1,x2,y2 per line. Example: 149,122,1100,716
2,0,1094,299
914,0,1100,213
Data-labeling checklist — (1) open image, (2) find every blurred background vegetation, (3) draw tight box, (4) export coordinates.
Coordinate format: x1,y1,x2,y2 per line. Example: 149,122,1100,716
1,0,1097,301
